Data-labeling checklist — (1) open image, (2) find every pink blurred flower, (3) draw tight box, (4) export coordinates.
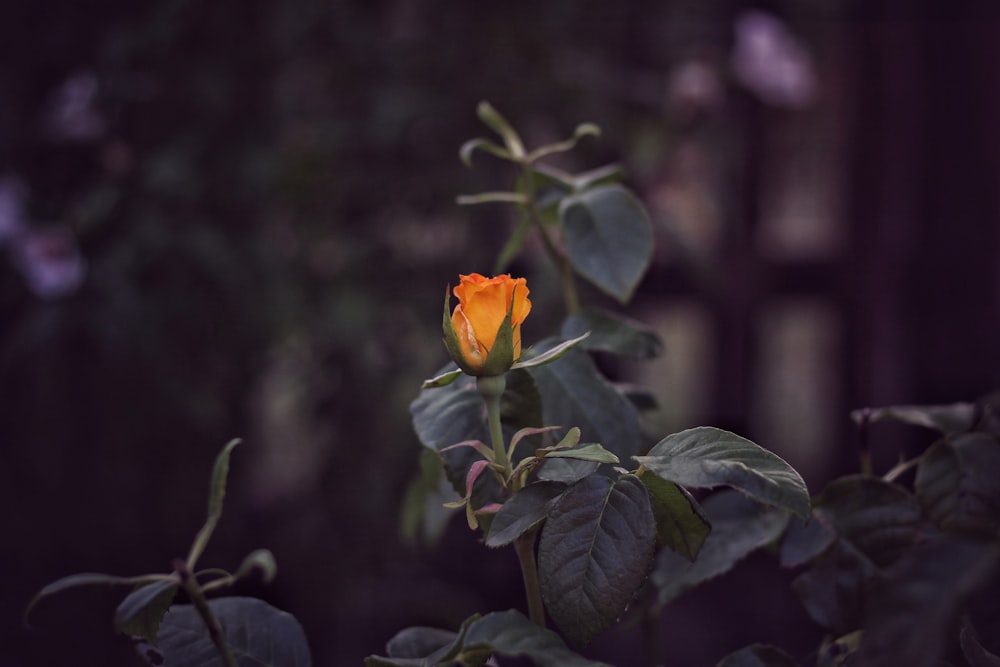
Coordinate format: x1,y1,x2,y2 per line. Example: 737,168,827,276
10,226,87,299
731,10,817,109
43,71,106,142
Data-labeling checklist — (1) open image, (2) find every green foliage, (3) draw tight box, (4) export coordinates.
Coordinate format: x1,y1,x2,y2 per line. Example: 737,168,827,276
114,580,179,644
27,442,310,666
144,597,311,667
652,490,789,607
560,185,654,303
783,393,1000,665
640,472,711,561
636,427,811,519
366,610,609,667
537,474,656,646
717,644,800,667
526,343,644,460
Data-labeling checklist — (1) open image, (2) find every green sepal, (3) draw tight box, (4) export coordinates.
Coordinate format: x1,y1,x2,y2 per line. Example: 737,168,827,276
422,367,463,389
512,332,590,371
442,285,481,376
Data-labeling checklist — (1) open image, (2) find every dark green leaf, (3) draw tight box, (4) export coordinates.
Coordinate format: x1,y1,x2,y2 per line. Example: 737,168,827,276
543,443,619,464
791,539,876,635
462,610,611,666
561,308,663,359
384,626,458,659
816,475,921,568
852,402,976,434
560,184,653,303
500,368,545,452
527,344,643,461
538,474,656,646
537,457,600,484
115,580,178,643
640,473,711,560
716,644,800,667
854,537,1000,667
915,432,1000,538
653,490,789,607
146,597,311,667
779,514,836,568
410,369,491,497
486,481,566,548
635,427,811,519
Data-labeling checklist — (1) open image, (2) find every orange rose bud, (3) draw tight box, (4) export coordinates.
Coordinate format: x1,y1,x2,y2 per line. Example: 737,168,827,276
443,273,531,376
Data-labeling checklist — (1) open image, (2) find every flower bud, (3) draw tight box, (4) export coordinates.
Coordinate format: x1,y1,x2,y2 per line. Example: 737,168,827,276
443,273,531,376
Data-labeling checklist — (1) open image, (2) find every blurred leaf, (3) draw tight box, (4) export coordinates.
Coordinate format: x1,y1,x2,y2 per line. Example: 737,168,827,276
527,344,643,461
791,539,876,635
400,449,460,546
494,215,532,274
145,597,310,667
915,432,1000,538
779,513,837,568
525,123,601,163
538,474,655,646
384,626,457,660
561,308,663,359
368,611,608,667
961,622,1000,667
476,101,524,158
640,472,711,560
635,427,811,519
235,549,277,584
854,537,1000,667
560,185,653,303
460,610,610,666
486,481,566,548
716,644,800,667
852,402,976,434
459,137,513,167
115,580,178,643
653,490,789,607
570,164,626,191
816,475,921,567
187,438,241,568
25,573,173,625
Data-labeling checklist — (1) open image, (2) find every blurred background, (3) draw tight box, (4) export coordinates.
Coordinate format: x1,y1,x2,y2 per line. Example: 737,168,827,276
2,0,999,665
